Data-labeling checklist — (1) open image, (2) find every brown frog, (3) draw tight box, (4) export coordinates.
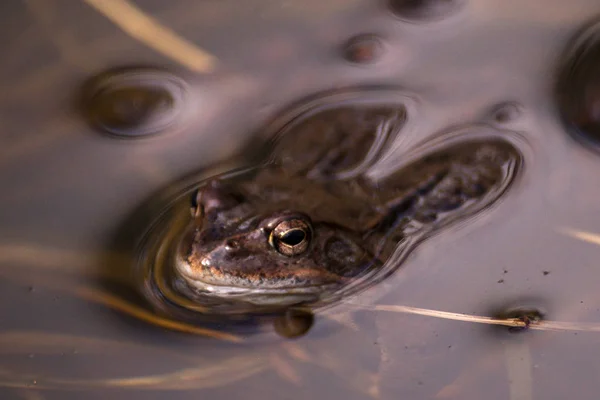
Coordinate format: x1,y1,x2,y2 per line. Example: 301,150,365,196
175,106,521,307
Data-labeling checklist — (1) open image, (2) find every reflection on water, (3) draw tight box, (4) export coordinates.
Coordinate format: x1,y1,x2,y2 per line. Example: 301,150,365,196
3,0,600,399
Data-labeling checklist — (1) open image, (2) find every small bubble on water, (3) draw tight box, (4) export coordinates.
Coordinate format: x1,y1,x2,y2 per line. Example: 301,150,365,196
79,67,189,138
342,34,385,64
489,102,523,124
273,308,314,339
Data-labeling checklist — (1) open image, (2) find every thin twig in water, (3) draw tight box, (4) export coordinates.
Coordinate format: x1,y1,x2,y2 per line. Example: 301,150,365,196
558,227,600,246
350,303,600,333
83,0,217,73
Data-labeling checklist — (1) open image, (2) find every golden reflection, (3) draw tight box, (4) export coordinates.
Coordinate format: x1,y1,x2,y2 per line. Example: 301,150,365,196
558,227,600,246
4,239,600,395
5,241,600,337
0,327,378,393
95,358,265,390
0,331,176,355
0,243,128,278
72,285,242,343
433,342,533,400
504,341,533,400
0,332,264,390
83,0,217,73
270,354,302,385
281,342,311,362
0,269,241,343
13,390,45,400
0,249,382,395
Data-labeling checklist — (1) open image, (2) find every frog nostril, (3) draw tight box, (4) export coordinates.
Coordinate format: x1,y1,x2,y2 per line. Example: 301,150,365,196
224,239,240,251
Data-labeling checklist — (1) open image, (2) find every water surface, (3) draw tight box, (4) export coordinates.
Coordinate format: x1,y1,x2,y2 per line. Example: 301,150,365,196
2,0,600,399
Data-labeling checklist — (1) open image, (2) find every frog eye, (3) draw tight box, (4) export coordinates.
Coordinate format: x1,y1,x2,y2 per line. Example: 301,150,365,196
269,218,312,257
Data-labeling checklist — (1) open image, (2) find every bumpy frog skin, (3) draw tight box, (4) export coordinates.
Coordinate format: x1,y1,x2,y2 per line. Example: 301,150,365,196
174,106,522,304
179,181,377,293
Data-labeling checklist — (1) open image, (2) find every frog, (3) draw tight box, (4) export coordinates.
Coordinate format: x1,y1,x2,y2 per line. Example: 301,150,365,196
174,105,521,308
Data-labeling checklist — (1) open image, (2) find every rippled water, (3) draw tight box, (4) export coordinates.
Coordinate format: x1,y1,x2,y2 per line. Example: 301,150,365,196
2,0,600,399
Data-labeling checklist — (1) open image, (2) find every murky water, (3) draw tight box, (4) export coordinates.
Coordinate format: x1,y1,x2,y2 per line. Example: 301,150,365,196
2,0,600,399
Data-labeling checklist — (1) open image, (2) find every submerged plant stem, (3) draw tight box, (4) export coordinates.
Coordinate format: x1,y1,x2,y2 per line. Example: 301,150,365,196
351,303,600,333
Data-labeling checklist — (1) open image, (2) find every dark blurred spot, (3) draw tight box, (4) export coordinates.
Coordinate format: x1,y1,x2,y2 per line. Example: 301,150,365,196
557,21,600,147
490,101,523,123
93,87,172,130
80,67,188,138
495,307,544,333
343,34,385,64
386,0,465,22
273,309,314,339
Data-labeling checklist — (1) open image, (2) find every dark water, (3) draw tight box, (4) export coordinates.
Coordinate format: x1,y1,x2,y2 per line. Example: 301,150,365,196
2,0,600,399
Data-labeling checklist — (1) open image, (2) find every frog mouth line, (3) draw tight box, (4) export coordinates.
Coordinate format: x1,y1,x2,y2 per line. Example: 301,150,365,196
174,251,344,298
